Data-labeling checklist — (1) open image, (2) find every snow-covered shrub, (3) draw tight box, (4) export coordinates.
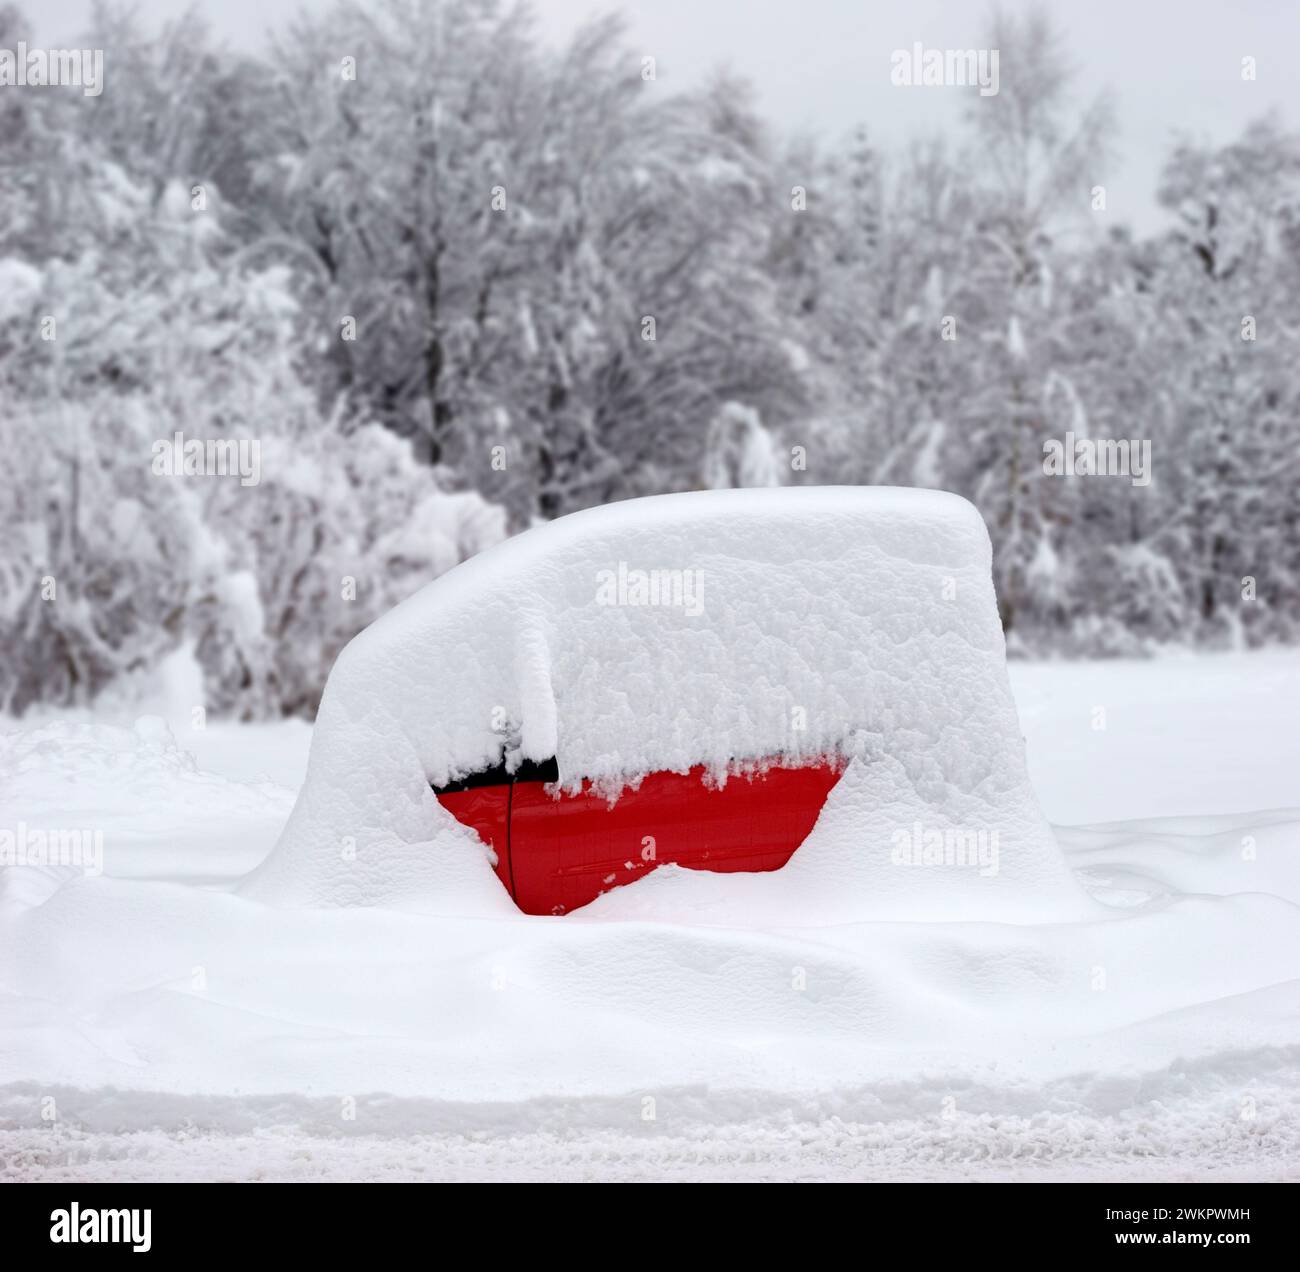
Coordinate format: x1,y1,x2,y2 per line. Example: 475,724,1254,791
204,417,505,717
1089,544,1188,650
0,156,503,718
702,402,782,489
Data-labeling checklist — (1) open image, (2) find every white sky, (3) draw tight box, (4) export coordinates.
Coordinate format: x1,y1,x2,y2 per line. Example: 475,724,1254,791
28,0,1300,233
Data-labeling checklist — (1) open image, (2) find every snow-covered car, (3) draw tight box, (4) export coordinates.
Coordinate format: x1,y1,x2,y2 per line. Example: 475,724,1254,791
242,486,1084,924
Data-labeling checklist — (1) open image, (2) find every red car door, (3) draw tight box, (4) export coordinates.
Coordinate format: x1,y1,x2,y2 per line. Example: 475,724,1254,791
509,763,841,915
436,759,841,915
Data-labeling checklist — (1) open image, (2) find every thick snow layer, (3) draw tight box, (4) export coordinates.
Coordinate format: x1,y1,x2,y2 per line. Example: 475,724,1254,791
0,651,1298,1180
241,487,1086,920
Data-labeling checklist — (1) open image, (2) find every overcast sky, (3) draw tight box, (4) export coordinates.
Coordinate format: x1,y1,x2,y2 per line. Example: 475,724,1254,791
29,0,1300,233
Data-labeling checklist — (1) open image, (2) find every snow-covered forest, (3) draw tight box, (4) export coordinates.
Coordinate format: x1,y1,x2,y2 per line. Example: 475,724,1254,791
2,0,1297,719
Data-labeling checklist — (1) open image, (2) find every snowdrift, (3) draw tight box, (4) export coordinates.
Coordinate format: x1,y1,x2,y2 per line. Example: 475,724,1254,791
241,487,1088,920
4,653,1299,1179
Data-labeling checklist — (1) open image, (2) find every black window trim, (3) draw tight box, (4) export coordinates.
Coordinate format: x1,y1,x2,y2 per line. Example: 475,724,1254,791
432,756,559,795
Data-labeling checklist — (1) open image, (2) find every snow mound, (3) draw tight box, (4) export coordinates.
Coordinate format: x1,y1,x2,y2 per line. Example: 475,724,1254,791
241,487,1088,919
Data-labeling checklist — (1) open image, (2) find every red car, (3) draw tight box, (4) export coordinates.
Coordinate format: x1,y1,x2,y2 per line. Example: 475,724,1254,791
436,758,843,915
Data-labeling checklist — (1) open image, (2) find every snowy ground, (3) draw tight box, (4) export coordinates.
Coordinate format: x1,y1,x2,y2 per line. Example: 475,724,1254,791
2,650,1297,1181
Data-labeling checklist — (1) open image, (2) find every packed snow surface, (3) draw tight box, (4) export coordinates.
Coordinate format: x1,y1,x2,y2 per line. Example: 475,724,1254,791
243,487,1085,920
